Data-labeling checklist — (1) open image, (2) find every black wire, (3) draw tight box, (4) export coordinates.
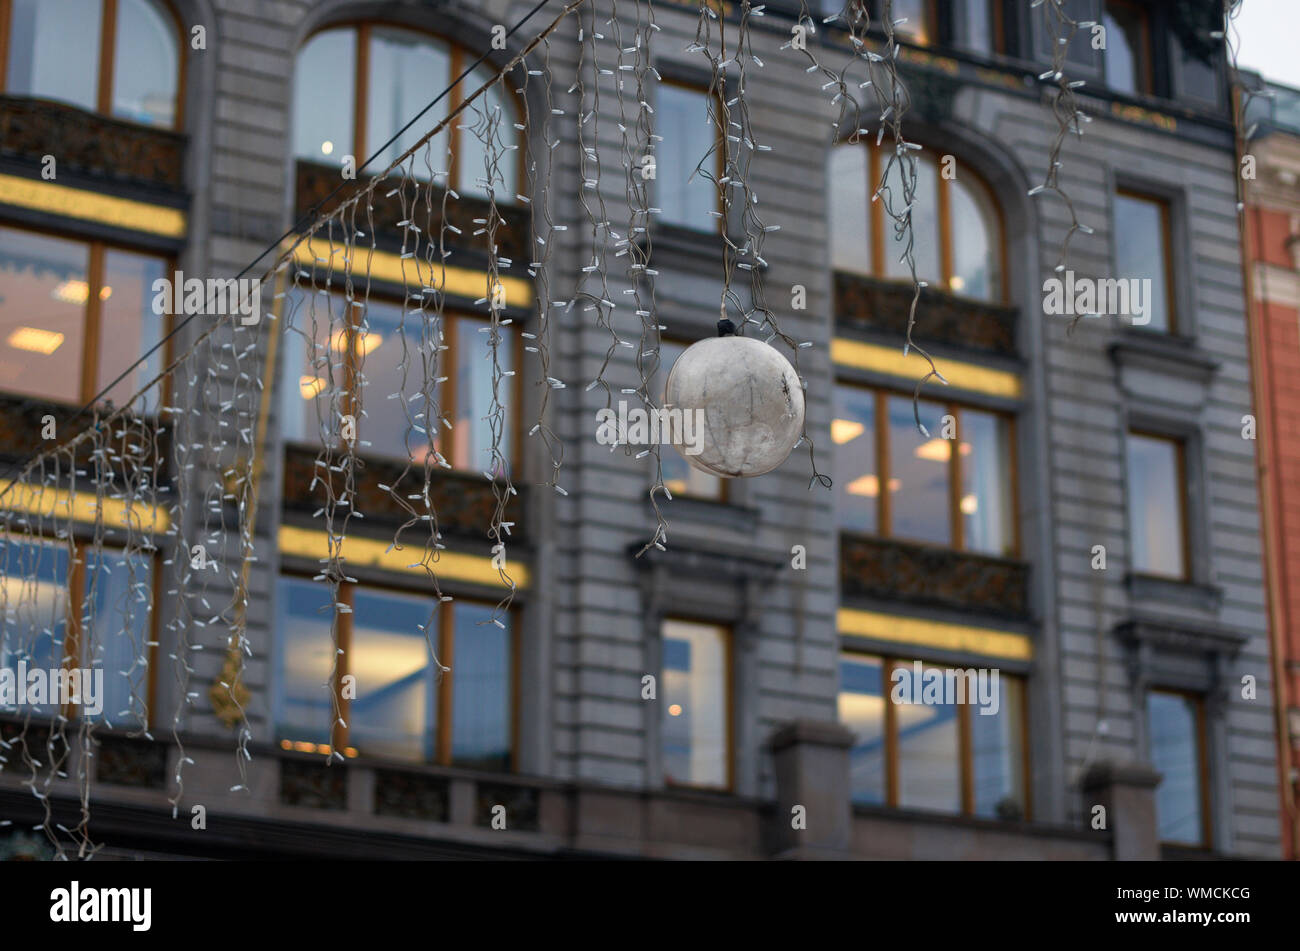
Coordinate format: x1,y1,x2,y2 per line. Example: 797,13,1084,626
0,0,554,498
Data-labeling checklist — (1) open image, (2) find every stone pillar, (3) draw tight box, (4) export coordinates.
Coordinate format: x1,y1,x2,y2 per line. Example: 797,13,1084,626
767,720,854,859
1081,760,1163,861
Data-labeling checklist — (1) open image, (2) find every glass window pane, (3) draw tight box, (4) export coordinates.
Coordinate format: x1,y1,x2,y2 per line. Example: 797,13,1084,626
453,315,513,474
660,340,722,499
960,409,1013,556
457,65,519,199
1114,193,1172,332
99,250,167,412
450,601,512,769
349,586,438,762
972,674,1027,819
353,299,434,460
954,0,995,55
6,0,101,112
884,154,940,285
367,28,450,173
112,0,178,127
293,29,356,162
273,576,335,749
829,145,871,275
891,0,931,45
833,385,877,534
662,619,728,788
1126,433,1185,577
839,653,886,805
0,540,71,718
1103,2,1145,95
894,660,961,812
279,288,342,446
1147,691,1204,845
656,85,717,231
83,549,152,728
950,177,1000,301
0,227,89,403
888,395,950,546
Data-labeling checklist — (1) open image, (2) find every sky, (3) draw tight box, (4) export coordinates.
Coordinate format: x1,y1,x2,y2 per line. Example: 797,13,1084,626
1234,0,1300,89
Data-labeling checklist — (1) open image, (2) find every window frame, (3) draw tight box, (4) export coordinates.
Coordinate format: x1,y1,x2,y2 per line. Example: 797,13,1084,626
295,20,524,199
841,650,1032,819
1146,686,1212,849
1125,428,1191,581
0,222,175,409
654,76,726,235
1113,187,1177,334
275,571,520,769
0,0,186,129
833,381,1021,557
660,615,734,792
831,143,1008,304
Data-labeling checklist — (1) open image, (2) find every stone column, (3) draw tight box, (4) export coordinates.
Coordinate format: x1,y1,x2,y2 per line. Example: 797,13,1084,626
1081,760,1163,861
767,719,854,859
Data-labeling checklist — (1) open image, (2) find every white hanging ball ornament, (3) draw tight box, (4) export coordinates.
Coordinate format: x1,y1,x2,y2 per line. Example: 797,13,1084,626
665,323,805,478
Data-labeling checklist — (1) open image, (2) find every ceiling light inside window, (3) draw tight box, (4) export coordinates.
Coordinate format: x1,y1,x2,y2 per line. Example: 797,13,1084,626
8,327,65,355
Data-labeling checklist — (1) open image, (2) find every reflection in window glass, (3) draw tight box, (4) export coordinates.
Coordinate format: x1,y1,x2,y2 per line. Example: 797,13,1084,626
353,300,430,459
293,29,356,162
100,250,167,411
5,0,102,112
895,660,962,812
662,619,728,788
1114,193,1172,332
891,0,931,45
0,540,69,717
888,396,949,546
458,66,518,199
350,587,438,762
1147,691,1204,845
884,155,940,285
961,409,1012,556
951,177,999,300
450,601,512,769
1103,2,1146,95
367,27,451,173
84,549,153,728
454,316,513,475
112,0,178,127
656,85,717,231
1126,433,1186,578
953,0,996,55
840,654,886,805
832,385,878,534
972,675,1027,819
0,227,88,404
660,341,722,499
829,146,871,276
273,577,335,749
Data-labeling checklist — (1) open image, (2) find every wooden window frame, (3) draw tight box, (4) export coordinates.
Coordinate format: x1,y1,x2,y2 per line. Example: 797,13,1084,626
279,571,520,769
835,382,1020,558
837,144,1008,304
660,616,734,793
1147,687,1212,849
1126,429,1191,581
299,21,524,198
1115,187,1177,333
845,650,1032,820
0,0,185,129
1102,0,1155,97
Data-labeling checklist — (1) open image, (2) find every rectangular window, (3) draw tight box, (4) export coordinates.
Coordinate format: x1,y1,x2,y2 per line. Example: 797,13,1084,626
0,225,168,409
0,538,154,728
273,576,515,768
833,384,1016,556
839,652,1029,819
656,83,718,232
1113,191,1175,333
658,340,724,501
952,0,999,56
1147,690,1208,846
661,618,730,789
1126,431,1188,579
280,294,515,473
1102,0,1152,95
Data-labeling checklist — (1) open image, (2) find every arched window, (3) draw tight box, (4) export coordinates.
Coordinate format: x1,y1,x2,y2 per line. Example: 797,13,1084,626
828,144,1004,303
292,24,520,200
1,0,181,128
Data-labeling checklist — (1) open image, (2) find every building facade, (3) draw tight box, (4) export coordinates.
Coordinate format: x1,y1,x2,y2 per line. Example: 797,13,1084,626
0,0,1284,859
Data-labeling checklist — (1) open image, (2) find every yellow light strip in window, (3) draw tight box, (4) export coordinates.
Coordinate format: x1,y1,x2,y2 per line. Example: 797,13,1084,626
278,524,529,589
0,481,171,534
831,338,1022,400
290,242,531,310
838,607,1032,661
0,173,186,238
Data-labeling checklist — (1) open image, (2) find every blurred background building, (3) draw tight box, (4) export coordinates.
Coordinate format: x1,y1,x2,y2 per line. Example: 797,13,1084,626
0,0,1287,859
